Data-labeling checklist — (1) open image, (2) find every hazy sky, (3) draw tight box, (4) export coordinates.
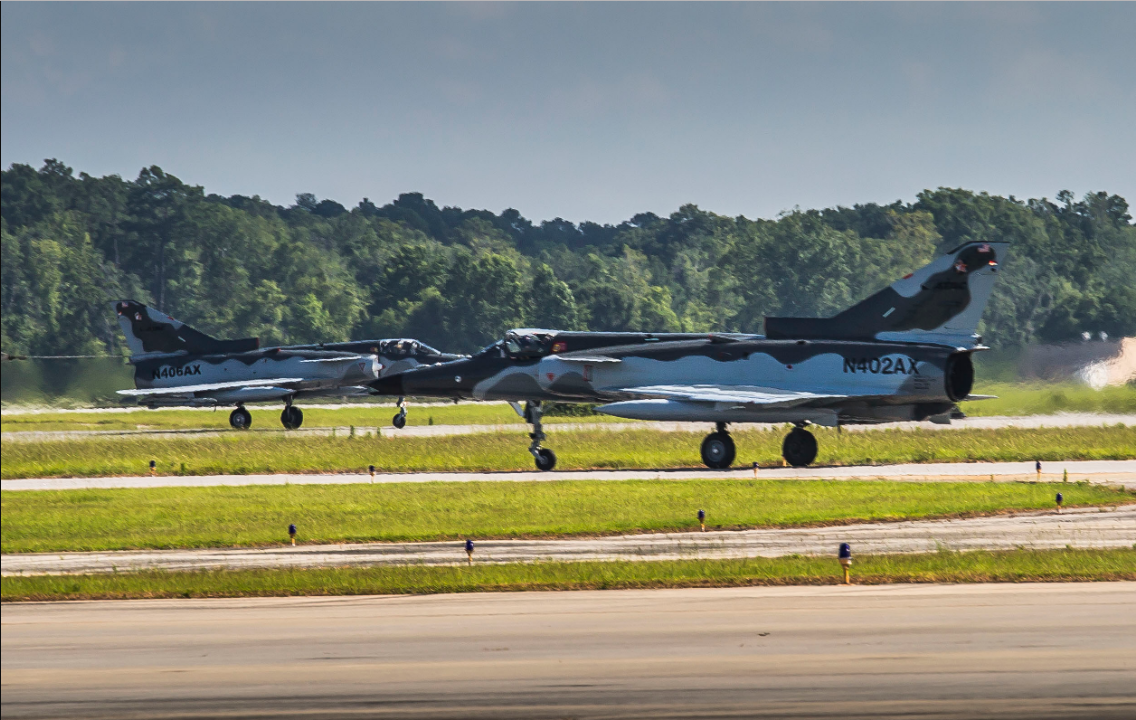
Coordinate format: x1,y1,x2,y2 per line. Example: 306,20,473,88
3,2,1133,223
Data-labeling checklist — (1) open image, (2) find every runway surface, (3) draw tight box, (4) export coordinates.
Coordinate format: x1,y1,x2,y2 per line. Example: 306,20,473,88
4,506,1133,576
3,412,1132,442
5,459,1135,491
3,583,1134,719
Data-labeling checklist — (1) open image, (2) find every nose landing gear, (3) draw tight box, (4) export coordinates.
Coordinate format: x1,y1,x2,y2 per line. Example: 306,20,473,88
229,406,252,430
700,422,736,469
392,396,407,429
782,425,818,467
525,401,557,471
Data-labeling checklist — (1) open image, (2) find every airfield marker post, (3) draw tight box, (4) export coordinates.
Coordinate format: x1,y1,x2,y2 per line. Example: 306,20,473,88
465,539,474,565
839,543,852,585
698,509,706,532
288,523,297,546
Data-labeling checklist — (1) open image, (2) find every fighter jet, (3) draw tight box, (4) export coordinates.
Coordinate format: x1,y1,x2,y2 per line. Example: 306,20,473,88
371,241,1007,469
114,300,459,429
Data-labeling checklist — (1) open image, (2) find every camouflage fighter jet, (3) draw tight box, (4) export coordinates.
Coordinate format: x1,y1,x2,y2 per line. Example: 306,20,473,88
372,241,1007,469
113,300,459,429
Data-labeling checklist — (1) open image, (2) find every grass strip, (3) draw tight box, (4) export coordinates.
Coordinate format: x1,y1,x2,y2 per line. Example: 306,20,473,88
3,479,1130,553
3,426,1133,480
0,403,611,433
958,382,1136,417
5,549,1133,601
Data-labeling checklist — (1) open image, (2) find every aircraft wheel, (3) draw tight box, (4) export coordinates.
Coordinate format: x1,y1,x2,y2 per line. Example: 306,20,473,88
392,413,407,429
280,406,303,430
534,448,557,472
782,428,818,467
700,431,736,469
229,407,252,430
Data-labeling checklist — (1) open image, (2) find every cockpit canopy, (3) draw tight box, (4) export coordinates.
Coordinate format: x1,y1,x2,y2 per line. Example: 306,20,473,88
502,330,556,360
377,339,441,357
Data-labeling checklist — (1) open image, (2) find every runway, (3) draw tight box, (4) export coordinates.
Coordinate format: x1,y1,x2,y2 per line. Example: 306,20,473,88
3,411,1132,442
5,459,1135,491
4,506,1133,576
3,583,1134,719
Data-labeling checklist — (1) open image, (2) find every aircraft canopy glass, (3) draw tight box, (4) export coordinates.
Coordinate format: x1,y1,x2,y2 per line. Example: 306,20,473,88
502,330,555,360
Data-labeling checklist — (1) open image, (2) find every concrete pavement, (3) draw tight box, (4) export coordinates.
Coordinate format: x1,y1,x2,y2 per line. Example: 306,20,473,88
5,459,1135,491
3,583,1134,718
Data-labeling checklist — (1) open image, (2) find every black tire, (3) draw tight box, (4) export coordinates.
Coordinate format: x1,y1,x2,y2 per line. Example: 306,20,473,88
392,413,407,429
229,407,252,430
782,428,818,467
700,432,736,469
534,448,557,472
280,406,303,430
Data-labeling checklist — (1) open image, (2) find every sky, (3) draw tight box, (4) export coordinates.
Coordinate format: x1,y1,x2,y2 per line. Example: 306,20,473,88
3,2,1134,224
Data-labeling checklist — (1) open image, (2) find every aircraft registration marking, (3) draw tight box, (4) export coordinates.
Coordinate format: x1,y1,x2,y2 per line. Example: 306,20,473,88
842,357,918,375
152,364,202,380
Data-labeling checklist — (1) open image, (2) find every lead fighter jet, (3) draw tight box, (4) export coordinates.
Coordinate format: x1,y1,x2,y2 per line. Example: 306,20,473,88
372,241,1008,469
114,301,459,429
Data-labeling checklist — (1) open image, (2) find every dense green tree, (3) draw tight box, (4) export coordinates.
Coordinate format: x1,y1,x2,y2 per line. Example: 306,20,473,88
2,160,1133,356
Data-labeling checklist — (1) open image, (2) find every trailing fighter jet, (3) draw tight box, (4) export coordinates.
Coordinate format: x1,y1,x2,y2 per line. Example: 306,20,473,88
113,300,459,429
371,241,1008,469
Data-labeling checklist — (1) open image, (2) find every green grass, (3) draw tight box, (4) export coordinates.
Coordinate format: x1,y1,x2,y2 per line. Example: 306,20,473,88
4,382,1132,432
3,479,1130,553
0,403,614,433
2,426,1132,480
960,382,1136,416
4,549,1133,601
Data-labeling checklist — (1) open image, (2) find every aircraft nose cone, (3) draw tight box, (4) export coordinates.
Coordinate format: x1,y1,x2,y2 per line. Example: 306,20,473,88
370,373,405,396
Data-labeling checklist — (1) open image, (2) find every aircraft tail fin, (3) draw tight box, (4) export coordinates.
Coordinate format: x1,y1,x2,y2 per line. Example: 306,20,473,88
113,300,260,357
764,241,1009,347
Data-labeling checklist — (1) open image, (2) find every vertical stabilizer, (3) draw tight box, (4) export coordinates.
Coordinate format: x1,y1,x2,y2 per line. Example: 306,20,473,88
113,300,259,357
764,242,1009,347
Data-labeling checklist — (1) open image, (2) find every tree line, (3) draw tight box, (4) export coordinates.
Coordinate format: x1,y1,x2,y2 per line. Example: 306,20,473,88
2,159,1133,356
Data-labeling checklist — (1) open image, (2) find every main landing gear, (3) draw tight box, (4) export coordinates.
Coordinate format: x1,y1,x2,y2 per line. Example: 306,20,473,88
392,396,407,429
697,422,819,469
229,406,252,430
700,422,736,469
525,401,557,471
280,402,304,430
781,424,818,467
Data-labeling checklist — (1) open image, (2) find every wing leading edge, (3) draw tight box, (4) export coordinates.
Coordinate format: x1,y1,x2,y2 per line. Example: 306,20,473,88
118,378,307,397
610,385,848,408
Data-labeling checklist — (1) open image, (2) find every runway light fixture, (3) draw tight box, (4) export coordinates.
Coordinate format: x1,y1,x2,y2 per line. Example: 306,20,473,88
838,543,852,585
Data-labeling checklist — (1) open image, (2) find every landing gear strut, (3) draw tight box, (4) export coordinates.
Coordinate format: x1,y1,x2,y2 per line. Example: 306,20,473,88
782,425,818,467
525,401,556,471
280,401,304,430
392,396,407,429
701,421,736,469
229,406,252,430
